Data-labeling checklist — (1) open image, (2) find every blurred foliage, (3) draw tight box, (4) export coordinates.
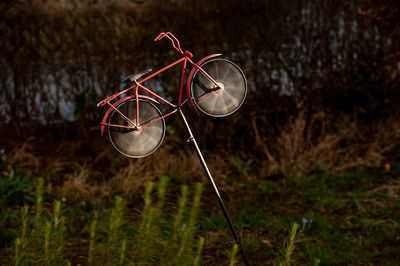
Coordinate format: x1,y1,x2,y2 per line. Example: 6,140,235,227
0,1,400,264
0,171,35,209
1,0,399,177
0,171,35,247
2,175,208,265
0,0,399,129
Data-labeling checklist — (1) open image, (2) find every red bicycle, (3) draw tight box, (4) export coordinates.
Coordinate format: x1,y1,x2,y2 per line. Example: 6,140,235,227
97,32,247,158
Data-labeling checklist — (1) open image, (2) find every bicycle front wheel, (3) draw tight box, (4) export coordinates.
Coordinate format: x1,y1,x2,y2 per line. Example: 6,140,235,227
190,59,247,117
108,99,165,158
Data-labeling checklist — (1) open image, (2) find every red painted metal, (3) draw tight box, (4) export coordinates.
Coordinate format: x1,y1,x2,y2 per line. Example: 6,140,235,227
138,57,186,84
179,58,187,105
98,32,223,135
135,85,139,127
97,85,135,107
106,100,137,129
136,82,177,108
100,95,159,136
97,32,249,266
184,51,193,58
101,108,178,133
154,32,184,55
186,54,222,106
188,57,222,87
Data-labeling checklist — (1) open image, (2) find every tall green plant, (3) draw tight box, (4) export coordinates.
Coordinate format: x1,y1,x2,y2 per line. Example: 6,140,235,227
173,184,188,240
13,206,29,266
88,219,97,265
177,182,203,259
229,244,239,266
9,176,207,265
35,178,44,228
11,198,68,264
193,236,205,266
106,196,124,261
275,222,300,266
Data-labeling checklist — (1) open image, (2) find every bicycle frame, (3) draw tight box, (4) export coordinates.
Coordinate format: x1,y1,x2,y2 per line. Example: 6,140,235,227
98,32,223,136
97,33,250,265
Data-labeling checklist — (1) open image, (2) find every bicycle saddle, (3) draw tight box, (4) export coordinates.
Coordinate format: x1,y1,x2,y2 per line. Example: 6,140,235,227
122,68,152,83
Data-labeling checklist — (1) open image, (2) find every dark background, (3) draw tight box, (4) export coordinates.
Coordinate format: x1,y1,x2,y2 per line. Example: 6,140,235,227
1,0,400,265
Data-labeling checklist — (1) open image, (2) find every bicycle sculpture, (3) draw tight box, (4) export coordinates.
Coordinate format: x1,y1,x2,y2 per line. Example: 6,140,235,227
97,32,250,265
97,32,247,158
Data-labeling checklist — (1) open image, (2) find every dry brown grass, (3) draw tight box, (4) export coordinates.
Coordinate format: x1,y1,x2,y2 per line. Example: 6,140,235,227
4,108,399,200
365,179,400,199
60,162,93,199
1,128,236,202
253,110,400,178
7,137,40,178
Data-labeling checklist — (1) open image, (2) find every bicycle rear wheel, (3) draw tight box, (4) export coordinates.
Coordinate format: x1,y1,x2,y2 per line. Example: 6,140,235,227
190,59,247,117
108,99,165,158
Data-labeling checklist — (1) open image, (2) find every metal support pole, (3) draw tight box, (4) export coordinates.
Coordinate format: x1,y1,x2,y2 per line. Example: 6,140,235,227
178,108,250,266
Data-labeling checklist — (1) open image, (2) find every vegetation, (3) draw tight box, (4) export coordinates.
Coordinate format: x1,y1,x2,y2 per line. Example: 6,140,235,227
1,129,399,264
1,0,399,265
2,175,208,265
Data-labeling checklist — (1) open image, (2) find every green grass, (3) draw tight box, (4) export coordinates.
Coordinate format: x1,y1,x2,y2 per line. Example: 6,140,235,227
1,156,399,265
193,163,400,264
239,165,400,264
1,176,208,265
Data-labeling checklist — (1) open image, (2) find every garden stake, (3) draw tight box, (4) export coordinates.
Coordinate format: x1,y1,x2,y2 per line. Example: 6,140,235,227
97,32,249,263
179,108,250,266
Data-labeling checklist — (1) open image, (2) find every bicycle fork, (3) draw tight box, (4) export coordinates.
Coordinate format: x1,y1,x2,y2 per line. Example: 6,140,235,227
178,108,250,266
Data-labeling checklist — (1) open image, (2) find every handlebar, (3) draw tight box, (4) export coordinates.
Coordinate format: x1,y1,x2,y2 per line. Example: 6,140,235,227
154,32,184,55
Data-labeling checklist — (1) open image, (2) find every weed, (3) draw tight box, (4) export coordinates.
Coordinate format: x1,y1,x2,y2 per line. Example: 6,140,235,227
106,196,124,261
229,154,253,176
87,219,97,265
173,184,188,240
0,171,35,246
0,171,35,209
229,244,239,266
177,182,203,259
13,238,22,266
9,183,68,265
6,177,209,265
193,236,205,266
35,178,44,228
275,222,300,266
4,154,400,265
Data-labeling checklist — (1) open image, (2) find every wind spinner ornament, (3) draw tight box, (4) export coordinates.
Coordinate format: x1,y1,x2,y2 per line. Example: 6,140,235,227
97,32,250,265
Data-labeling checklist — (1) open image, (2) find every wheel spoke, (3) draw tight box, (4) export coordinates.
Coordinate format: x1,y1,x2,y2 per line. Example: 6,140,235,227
219,93,229,114
109,100,165,158
191,59,247,117
212,95,220,113
223,89,239,107
213,61,219,81
220,63,234,83
135,136,145,153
